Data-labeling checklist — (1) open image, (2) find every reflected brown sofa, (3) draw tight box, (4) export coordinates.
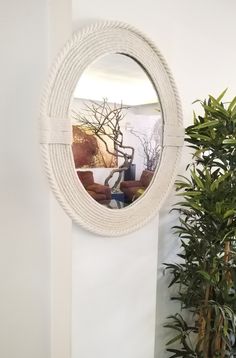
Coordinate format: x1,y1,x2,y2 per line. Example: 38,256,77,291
120,169,154,202
77,170,111,203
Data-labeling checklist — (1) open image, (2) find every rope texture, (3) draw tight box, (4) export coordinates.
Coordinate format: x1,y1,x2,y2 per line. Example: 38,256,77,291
39,20,183,237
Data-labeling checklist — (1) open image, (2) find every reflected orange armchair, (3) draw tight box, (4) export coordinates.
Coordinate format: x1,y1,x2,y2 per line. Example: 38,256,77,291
77,170,111,203
120,169,154,202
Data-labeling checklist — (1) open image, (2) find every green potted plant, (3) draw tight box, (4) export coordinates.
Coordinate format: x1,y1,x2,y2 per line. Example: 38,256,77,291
164,90,236,357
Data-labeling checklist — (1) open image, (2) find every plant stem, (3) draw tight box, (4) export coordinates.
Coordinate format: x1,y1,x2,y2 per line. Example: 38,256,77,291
203,285,211,357
215,314,223,355
221,340,226,358
224,241,232,285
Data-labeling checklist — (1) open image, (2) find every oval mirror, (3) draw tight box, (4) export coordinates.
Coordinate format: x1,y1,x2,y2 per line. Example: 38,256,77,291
71,54,163,209
40,21,184,236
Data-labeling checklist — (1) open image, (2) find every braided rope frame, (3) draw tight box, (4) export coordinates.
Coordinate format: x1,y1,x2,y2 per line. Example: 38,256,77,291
40,21,183,237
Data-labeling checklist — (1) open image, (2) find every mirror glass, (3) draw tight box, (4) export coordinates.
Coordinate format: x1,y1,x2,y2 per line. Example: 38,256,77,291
71,54,163,209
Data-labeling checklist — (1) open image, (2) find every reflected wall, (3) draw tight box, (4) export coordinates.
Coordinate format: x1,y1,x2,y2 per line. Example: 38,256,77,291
71,54,163,209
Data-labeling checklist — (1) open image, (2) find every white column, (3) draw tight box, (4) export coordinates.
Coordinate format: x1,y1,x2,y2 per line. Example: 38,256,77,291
47,1,72,358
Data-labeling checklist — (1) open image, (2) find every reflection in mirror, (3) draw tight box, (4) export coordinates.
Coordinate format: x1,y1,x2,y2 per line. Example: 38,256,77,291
71,54,163,209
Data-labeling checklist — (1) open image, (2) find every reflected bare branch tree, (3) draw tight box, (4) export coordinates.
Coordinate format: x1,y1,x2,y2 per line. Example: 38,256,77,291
130,128,161,171
71,99,134,191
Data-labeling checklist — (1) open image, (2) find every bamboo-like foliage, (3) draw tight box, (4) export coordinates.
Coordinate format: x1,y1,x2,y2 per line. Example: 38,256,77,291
164,90,236,357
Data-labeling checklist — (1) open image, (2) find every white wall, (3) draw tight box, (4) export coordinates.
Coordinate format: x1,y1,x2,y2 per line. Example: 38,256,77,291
0,1,72,358
72,1,236,358
2,1,236,358
0,1,50,357
47,0,72,356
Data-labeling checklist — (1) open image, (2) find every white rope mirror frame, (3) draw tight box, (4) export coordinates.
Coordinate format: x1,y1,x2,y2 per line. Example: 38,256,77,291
40,21,184,237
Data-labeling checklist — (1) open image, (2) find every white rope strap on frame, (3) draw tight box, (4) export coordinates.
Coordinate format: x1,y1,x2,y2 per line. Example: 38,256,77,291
163,124,185,147
40,116,72,144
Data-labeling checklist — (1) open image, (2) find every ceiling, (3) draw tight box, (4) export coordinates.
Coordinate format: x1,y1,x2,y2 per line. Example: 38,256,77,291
73,54,160,106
